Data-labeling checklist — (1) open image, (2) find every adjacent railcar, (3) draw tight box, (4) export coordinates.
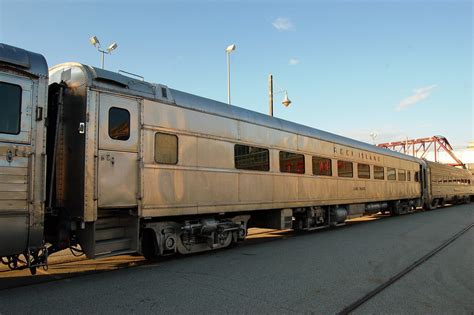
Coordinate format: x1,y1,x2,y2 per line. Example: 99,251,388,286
425,161,474,208
0,44,48,266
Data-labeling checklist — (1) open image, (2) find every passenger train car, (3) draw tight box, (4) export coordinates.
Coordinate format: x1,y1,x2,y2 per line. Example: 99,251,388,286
1,43,473,273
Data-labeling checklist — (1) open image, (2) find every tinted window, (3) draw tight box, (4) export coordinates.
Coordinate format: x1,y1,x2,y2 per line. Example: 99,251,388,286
374,166,384,180
0,82,22,135
387,168,396,180
357,163,370,179
109,107,130,140
415,171,420,182
398,170,406,181
337,160,353,178
155,133,178,164
280,151,305,174
312,156,332,176
407,170,411,181
234,144,269,171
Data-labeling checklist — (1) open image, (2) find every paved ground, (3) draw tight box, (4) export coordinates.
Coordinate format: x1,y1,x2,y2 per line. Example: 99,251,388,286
0,204,473,314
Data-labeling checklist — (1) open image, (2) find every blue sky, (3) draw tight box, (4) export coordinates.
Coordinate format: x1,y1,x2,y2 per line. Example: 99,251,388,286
1,0,472,147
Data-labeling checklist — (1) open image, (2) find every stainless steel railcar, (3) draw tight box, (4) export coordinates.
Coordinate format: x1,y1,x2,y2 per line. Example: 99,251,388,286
0,44,48,270
1,43,473,273
425,161,473,208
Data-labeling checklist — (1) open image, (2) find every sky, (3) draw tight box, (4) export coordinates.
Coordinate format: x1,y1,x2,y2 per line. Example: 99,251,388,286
1,0,472,148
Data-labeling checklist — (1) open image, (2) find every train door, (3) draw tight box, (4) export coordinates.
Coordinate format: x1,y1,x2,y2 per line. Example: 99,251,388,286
0,73,33,256
97,93,140,208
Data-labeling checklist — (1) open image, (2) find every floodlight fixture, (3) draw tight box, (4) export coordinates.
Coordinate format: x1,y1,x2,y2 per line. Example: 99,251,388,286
90,36,100,48
107,42,118,53
89,36,119,69
225,44,236,53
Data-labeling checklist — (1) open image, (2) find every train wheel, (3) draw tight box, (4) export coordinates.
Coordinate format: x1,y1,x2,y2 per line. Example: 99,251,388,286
425,199,438,210
391,202,400,216
141,229,159,260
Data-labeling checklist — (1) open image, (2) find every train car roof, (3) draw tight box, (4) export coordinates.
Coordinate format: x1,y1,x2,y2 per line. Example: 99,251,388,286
0,43,48,78
49,62,423,164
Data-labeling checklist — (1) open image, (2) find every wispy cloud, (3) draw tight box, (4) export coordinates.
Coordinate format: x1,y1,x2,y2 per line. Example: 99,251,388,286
289,58,300,66
396,84,438,111
272,17,294,31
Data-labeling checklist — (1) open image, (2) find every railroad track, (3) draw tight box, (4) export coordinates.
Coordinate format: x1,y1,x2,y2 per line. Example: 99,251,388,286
338,221,474,315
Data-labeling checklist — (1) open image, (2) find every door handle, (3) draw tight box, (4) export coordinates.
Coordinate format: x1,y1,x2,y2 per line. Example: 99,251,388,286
78,122,85,134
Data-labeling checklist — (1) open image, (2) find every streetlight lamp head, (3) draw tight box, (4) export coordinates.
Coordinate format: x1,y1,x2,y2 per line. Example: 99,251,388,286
225,44,236,53
89,36,100,47
282,91,291,107
107,42,118,53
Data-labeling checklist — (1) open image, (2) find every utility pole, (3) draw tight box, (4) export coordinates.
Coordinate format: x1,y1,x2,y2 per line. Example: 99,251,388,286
269,74,274,117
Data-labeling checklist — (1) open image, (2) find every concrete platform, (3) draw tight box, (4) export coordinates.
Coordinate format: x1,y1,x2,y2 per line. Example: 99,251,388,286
0,204,473,314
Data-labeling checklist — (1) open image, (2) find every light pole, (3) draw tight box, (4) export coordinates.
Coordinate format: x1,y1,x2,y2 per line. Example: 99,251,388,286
89,36,118,69
225,44,236,104
268,74,292,117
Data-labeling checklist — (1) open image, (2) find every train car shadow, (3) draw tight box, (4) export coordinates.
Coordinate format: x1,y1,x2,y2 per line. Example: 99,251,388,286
0,205,462,291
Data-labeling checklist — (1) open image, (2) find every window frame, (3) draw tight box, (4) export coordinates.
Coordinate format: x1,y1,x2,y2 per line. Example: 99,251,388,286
312,156,332,177
357,163,370,179
154,132,179,165
374,166,385,180
387,167,396,181
398,169,406,181
279,151,305,174
337,160,354,178
0,81,22,135
234,144,270,172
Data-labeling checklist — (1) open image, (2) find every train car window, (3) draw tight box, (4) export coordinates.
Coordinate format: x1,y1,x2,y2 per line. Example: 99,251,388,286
337,160,353,178
414,171,419,182
387,168,396,180
374,166,384,180
407,170,411,181
234,144,270,171
109,107,130,140
0,82,22,135
155,132,178,164
398,170,406,181
280,151,305,174
357,163,370,179
312,156,332,176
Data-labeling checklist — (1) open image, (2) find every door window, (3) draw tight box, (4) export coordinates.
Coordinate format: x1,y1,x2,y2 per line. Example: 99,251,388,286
0,82,22,135
108,107,130,141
